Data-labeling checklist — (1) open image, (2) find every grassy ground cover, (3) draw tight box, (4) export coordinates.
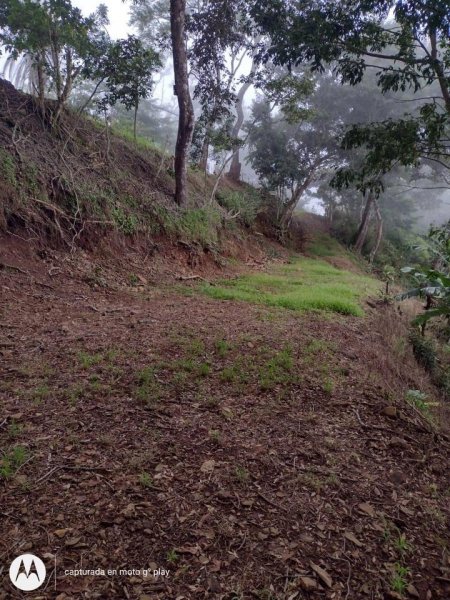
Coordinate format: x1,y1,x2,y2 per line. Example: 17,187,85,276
200,256,379,316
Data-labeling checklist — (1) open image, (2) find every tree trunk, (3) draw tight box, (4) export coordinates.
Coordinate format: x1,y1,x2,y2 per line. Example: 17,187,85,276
279,179,311,230
227,79,252,181
36,55,45,112
199,125,210,172
429,29,450,114
354,193,374,253
133,101,138,142
170,0,195,206
369,197,383,263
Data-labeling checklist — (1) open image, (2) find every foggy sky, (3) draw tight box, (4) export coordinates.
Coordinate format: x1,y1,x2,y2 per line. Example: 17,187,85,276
73,0,131,39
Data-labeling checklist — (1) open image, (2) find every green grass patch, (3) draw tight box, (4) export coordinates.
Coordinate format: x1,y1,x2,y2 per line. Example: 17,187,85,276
0,445,28,479
200,257,378,316
259,345,295,390
77,351,103,369
308,233,344,257
135,367,162,406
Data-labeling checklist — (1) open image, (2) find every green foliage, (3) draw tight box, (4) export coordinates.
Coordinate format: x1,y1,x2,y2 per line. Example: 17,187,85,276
234,466,249,483
111,206,138,235
247,99,338,225
251,0,450,190
32,383,50,403
166,549,179,564
177,207,221,248
135,366,162,405
322,378,334,395
217,190,262,227
410,331,437,372
381,265,396,295
77,351,103,369
220,359,248,385
139,472,153,488
406,390,430,414
112,124,163,153
0,0,110,110
264,72,314,122
7,419,23,439
399,221,450,327
90,35,161,122
259,345,294,390
0,445,28,479
308,233,343,258
214,338,230,357
391,564,410,595
201,257,378,316
149,205,222,248
209,429,221,443
0,149,16,186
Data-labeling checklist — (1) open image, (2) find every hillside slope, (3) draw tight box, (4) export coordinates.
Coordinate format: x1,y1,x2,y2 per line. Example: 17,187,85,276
1,239,450,599
0,77,286,274
0,80,449,600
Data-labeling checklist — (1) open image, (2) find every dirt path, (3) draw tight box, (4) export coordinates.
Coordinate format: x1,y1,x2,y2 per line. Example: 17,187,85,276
1,259,449,600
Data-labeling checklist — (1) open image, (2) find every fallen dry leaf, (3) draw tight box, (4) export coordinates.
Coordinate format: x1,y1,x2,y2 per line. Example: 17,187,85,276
310,562,333,588
344,530,363,547
200,459,216,473
358,502,376,517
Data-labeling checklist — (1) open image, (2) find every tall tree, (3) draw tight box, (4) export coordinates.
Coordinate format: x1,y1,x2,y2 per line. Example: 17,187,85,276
251,0,450,189
188,0,258,177
247,95,340,230
170,0,194,205
0,0,109,121
85,36,161,141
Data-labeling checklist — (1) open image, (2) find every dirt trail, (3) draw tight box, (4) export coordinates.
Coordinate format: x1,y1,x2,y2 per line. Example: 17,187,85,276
1,253,449,600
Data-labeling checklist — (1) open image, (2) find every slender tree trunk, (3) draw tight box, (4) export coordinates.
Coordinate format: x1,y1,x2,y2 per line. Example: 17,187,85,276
77,78,105,114
280,178,311,230
354,193,374,252
227,81,251,180
36,55,45,112
228,85,254,181
58,50,78,115
429,29,450,114
50,32,62,121
228,56,256,181
279,161,322,230
369,197,383,262
51,44,62,102
170,0,195,206
199,124,210,172
133,101,138,142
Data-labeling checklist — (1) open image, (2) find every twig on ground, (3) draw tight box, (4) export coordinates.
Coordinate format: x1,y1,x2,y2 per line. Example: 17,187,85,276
176,274,212,284
0,262,29,275
33,464,112,487
255,490,287,511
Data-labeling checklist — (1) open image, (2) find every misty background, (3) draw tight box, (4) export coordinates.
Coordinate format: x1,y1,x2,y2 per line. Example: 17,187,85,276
1,0,449,228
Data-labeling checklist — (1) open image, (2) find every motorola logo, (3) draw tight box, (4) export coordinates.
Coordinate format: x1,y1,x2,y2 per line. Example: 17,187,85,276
9,554,46,591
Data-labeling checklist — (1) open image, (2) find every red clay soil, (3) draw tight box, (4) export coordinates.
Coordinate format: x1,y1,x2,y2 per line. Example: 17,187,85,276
1,243,449,600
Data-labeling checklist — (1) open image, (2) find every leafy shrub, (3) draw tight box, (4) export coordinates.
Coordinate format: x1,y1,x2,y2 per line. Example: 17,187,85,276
0,149,16,186
217,190,262,227
410,331,437,372
399,221,450,328
149,205,221,247
111,206,138,235
406,389,430,413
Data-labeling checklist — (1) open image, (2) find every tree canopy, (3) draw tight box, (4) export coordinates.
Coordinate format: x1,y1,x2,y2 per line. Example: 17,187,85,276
251,0,450,190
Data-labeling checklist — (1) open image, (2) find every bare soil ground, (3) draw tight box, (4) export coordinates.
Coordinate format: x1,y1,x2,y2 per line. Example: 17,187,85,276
1,243,449,600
